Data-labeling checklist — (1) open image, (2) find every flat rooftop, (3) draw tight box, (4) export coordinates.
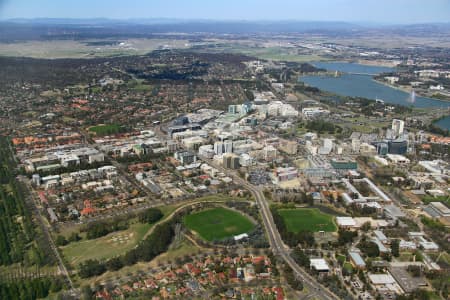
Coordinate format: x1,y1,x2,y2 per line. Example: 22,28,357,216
389,267,427,293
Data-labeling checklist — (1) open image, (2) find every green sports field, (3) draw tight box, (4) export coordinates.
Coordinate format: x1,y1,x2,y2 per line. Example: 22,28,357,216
278,208,337,233
89,124,124,136
183,207,255,241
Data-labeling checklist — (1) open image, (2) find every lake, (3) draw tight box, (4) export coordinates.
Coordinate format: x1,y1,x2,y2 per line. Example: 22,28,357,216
300,61,450,109
434,115,450,131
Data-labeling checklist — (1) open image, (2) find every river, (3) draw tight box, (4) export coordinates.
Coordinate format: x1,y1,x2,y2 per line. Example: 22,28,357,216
299,61,450,109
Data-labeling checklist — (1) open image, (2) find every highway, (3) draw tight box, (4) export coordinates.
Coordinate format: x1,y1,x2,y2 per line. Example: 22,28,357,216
199,155,339,300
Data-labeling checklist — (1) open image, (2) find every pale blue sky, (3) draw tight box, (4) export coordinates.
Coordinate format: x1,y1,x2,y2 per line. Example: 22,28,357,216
0,0,449,24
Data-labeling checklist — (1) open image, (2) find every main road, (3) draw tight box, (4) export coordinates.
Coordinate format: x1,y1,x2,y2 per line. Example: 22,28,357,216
199,155,339,300
19,176,76,294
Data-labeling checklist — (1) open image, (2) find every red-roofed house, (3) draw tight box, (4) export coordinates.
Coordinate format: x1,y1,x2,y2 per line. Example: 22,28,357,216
273,287,285,300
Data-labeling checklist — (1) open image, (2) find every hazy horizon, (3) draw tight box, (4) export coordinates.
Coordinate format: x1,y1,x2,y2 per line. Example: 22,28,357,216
0,0,449,24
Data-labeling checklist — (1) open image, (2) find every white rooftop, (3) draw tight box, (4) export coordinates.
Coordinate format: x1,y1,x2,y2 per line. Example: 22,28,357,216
234,233,249,241
368,273,396,285
310,258,330,271
336,217,356,227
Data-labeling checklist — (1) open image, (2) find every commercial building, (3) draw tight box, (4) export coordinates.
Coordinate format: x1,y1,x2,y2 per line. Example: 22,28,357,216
174,151,197,165
388,139,408,155
168,123,202,137
349,251,366,269
214,141,224,155
182,136,205,150
392,119,405,138
386,154,410,165
223,154,240,170
198,145,215,159
309,258,330,273
336,217,357,228
376,142,389,155
389,267,428,294
302,107,330,119
224,140,233,153
239,153,254,167
424,202,450,218
330,159,357,170
274,167,298,182
368,273,402,294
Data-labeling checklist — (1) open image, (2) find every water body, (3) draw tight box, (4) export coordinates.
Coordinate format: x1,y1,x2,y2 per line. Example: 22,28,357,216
434,115,450,130
300,61,450,109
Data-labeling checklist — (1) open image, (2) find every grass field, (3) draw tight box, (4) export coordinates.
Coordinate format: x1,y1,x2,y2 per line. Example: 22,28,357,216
0,39,190,59
89,124,123,136
183,207,255,241
62,222,152,265
211,44,329,62
278,208,337,233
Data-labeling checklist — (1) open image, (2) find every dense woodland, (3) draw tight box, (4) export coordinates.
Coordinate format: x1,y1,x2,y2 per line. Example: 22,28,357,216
0,50,251,91
0,277,64,300
0,137,43,266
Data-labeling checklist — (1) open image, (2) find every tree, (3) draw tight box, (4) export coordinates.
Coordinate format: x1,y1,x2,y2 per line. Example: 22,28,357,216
254,261,265,274
55,235,68,247
138,208,163,224
391,239,400,257
338,229,357,245
291,247,310,267
106,257,123,271
361,222,371,232
50,278,63,293
81,285,93,300
407,265,422,277
78,260,106,278
284,265,303,290
358,241,379,258
68,232,81,242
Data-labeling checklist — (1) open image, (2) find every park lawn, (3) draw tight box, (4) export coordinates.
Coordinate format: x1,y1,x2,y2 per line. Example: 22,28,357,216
183,207,255,241
398,252,415,262
62,222,152,266
343,262,354,274
132,83,153,91
89,123,123,136
162,240,199,262
337,254,346,265
278,208,337,233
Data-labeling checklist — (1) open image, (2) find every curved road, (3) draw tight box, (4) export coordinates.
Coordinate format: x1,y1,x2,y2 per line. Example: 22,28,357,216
199,156,339,300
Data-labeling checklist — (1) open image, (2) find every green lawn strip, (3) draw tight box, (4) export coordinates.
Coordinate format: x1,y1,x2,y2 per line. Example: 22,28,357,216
278,208,337,233
183,207,255,241
88,124,123,135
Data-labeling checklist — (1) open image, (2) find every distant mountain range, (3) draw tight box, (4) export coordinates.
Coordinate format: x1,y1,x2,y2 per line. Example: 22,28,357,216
0,18,449,42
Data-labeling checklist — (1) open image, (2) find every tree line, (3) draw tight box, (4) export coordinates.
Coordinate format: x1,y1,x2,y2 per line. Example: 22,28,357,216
0,136,43,266
305,119,342,134
0,276,64,300
84,219,129,240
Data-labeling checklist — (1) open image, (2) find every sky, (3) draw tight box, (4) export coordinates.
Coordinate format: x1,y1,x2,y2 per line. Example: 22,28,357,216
0,0,449,24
